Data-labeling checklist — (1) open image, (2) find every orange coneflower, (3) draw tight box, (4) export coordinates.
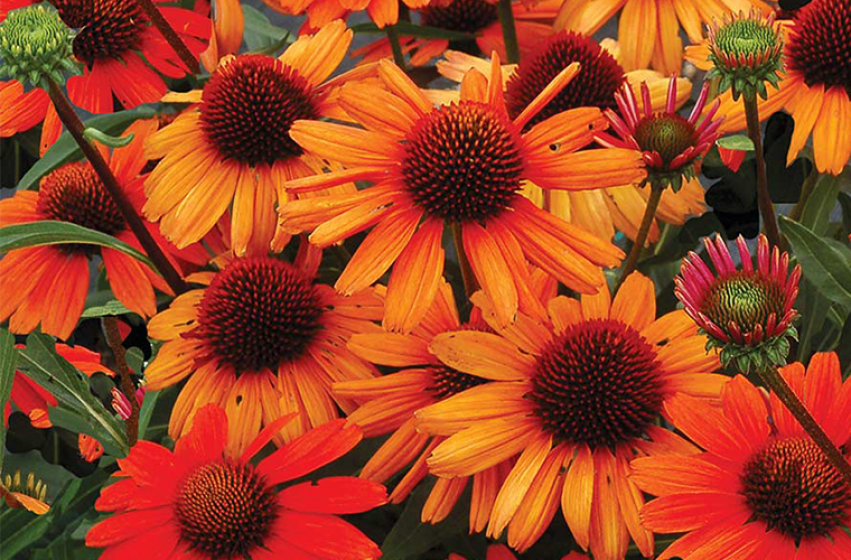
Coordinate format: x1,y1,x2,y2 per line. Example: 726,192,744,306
86,404,387,560
632,352,851,560
261,0,428,30
436,32,704,244
687,1,850,174
782,0,851,174
352,0,555,67
415,272,726,559
52,0,209,113
143,248,383,456
335,278,558,530
283,58,643,332
553,0,765,75
143,21,358,257
0,119,202,340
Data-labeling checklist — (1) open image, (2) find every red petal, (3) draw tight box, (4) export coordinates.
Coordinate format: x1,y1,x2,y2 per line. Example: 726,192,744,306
95,520,180,560
276,511,381,560
116,441,177,486
240,411,299,464
174,403,227,466
278,477,388,514
96,478,173,512
86,508,173,547
257,419,362,485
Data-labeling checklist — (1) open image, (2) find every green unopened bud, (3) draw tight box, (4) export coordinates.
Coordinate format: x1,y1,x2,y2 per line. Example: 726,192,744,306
707,9,785,102
0,4,77,87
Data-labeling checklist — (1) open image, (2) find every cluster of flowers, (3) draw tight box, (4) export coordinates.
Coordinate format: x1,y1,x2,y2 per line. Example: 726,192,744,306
1,0,850,559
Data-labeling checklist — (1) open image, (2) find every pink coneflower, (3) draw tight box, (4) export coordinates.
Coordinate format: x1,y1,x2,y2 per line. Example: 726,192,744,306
596,78,721,191
110,386,146,420
675,234,801,372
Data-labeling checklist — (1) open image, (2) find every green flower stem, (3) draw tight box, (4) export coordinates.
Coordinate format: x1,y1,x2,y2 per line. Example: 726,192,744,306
104,316,139,447
756,365,851,487
135,0,199,75
743,95,782,248
451,222,479,298
45,77,187,295
386,25,406,70
617,183,663,290
497,0,520,64
788,169,819,222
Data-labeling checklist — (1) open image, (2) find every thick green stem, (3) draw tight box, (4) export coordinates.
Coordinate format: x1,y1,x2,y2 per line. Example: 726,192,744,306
496,0,520,64
451,222,478,298
743,96,781,248
104,317,139,447
135,0,199,75
756,365,851,487
386,25,406,70
617,183,663,290
45,77,187,295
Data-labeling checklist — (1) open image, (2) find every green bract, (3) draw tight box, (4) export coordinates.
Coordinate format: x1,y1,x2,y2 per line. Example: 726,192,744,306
707,10,785,102
0,4,76,87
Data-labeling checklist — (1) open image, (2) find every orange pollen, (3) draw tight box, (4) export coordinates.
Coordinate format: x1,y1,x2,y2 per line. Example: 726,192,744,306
175,461,278,558
400,101,524,223
741,437,851,541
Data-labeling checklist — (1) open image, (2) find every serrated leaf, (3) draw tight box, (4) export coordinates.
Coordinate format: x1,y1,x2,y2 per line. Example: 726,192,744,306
17,107,156,190
800,174,839,236
0,328,17,474
17,334,129,458
0,221,155,270
779,217,851,310
715,134,755,151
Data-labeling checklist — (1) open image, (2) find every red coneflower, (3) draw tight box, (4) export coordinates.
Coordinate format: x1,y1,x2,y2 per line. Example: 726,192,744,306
632,353,851,560
675,234,800,372
0,80,60,156
596,78,721,191
448,544,591,560
0,119,203,340
53,0,210,113
86,404,388,560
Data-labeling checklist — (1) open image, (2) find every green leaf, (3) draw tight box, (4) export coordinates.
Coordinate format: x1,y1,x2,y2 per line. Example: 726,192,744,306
17,334,129,458
351,21,475,41
138,390,159,439
779,217,851,310
80,299,131,318
0,221,154,270
800,175,840,237
17,107,156,190
715,134,755,151
0,328,17,474
381,480,470,560
243,5,291,52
